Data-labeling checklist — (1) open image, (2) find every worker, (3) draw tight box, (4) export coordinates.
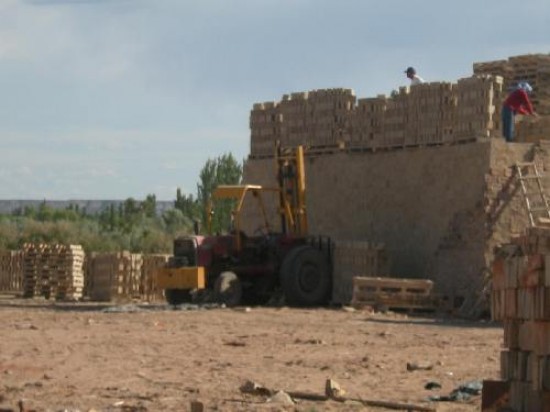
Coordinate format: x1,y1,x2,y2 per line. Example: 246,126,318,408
404,67,425,85
501,81,538,142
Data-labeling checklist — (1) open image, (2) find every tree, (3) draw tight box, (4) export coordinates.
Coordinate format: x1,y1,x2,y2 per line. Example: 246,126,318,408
142,194,157,218
174,188,200,220
196,153,242,234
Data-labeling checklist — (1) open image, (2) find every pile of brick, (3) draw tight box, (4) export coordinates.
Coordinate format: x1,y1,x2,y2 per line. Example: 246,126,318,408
250,75,504,157
491,227,550,411
141,253,170,301
331,240,389,304
0,250,23,293
87,252,143,302
251,88,355,156
21,243,84,300
474,53,550,144
455,75,504,140
474,53,550,115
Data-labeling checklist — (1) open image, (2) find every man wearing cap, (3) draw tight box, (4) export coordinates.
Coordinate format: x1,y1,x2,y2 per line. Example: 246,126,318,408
405,67,425,85
501,81,538,142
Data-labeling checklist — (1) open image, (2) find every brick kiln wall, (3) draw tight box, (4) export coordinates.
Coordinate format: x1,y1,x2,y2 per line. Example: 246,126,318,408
242,139,550,303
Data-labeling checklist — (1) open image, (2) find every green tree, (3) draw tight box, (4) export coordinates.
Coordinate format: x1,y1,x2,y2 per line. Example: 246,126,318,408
174,188,199,219
196,153,242,234
142,194,157,218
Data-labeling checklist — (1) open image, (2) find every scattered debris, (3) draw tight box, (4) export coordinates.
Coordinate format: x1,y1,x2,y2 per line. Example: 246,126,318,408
239,380,272,397
239,380,435,411
294,338,326,345
428,380,483,402
266,390,294,405
407,362,433,372
223,340,246,347
424,381,442,390
325,379,345,399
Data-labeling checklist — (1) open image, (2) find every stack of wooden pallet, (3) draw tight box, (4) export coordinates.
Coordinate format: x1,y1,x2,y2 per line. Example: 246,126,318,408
141,254,170,301
87,252,143,301
0,250,23,293
22,243,48,298
351,276,436,312
21,244,85,300
50,244,85,300
491,226,550,411
332,241,389,304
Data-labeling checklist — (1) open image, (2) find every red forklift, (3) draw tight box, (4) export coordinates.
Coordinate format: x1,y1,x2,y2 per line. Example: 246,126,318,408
156,145,332,306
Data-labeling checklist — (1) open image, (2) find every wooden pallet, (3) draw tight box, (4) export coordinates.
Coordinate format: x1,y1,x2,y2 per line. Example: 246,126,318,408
351,277,437,311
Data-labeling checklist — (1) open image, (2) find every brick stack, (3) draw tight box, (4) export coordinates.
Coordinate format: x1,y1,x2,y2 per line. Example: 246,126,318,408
250,78,506,157
88,252,143,301
473,59,515,95
331,240,390,304
249,101,282,157
475,54,550,145
0,250,23,293
279,92,310,148
509,54,550,115
141,254,170,301
491,227,550,411
407,82,456,145
307,88,355,148
351,95,386,149
454,75,504,141
383,87,408,148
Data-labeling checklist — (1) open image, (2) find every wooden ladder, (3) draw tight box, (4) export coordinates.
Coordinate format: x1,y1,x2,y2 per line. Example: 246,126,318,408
515,162,550,227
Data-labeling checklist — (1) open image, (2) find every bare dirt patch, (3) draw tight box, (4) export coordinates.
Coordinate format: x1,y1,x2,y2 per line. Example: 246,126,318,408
0,296,501,411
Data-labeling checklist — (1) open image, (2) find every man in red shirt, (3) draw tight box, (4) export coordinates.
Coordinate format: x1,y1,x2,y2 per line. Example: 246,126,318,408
502,81,538,142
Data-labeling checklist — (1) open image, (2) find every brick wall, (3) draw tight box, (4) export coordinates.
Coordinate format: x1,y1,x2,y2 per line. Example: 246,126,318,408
242,139,548,303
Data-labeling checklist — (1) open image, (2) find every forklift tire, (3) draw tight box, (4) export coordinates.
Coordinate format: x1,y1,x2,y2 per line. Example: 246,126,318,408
164,289,192,305
214,271,242,307
280,245,331,306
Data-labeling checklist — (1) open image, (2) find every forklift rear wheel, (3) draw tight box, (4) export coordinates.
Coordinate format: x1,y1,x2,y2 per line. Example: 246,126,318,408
164,289,192,305
280,245,331,306
214,271,242,307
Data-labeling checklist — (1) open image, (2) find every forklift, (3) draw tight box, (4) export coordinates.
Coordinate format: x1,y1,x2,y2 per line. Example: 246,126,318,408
156,145,332,306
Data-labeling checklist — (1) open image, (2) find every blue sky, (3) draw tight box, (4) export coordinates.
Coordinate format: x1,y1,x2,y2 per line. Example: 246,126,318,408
0,0,548,200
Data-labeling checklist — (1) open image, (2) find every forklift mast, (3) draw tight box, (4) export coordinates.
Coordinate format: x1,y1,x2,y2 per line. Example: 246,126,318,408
276,144,308,237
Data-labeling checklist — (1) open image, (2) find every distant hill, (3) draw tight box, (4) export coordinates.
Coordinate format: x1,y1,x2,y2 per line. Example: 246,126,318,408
0,200,175,216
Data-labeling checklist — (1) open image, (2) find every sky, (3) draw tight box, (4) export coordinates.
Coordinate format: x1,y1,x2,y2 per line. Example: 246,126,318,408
0,0,548,201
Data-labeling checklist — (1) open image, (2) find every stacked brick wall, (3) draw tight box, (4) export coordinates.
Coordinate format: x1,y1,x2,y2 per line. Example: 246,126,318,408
243,139,543,303
491,227,550,411
250,76,504,157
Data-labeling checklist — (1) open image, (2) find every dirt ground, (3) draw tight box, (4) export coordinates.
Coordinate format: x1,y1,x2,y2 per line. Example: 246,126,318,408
0,295,502,412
